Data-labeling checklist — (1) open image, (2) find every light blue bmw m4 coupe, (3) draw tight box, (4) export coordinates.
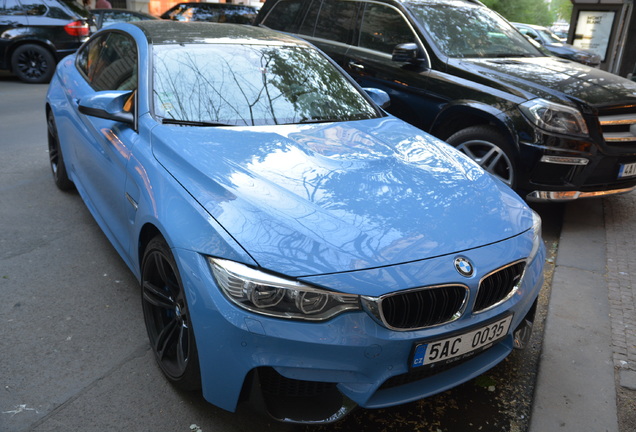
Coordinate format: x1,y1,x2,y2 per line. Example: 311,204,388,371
46,21,545,423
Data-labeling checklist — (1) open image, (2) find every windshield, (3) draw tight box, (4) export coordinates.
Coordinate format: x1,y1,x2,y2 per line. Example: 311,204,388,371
406,1,542,58
152,43,379,126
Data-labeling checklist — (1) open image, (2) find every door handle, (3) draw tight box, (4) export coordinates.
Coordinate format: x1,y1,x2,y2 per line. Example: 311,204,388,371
348,61,365,71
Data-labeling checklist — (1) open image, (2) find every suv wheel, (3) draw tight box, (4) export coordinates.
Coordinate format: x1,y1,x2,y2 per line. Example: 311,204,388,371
11,44,56,84
446,125,517,188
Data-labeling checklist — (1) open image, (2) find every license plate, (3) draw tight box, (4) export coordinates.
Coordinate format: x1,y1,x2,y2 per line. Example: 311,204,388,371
618,162,636,178
411,315,513,368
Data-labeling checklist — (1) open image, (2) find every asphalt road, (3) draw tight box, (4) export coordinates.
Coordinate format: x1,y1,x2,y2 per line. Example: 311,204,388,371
0,72,561,432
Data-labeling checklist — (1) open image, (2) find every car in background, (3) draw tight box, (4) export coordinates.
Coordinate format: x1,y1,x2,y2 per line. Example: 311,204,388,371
513,22,600,67
91,8,158,30
46,21,544,423
0,0,92,83
255,0,636,201
160,2,256,23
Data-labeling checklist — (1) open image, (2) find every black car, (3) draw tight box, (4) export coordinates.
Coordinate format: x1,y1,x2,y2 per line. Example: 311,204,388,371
513,22,600,67
0,0,92,83
91,8,158,30
160,2,257,24
255,0,636,201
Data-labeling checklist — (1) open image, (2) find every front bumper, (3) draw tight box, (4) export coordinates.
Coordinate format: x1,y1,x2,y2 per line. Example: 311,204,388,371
519,138,636,201
176,232,545,423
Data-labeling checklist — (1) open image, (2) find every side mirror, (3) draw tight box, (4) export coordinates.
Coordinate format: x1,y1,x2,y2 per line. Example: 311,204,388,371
392,43,429,68
364,88,391,109
78,90,134,125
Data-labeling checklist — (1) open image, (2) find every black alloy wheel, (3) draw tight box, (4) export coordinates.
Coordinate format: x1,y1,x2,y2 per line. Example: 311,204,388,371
47,110,74,191
141,236,201,391
12,44,56,84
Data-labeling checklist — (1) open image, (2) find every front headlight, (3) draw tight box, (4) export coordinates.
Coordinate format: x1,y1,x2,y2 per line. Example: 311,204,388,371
208,258,361,321
520,98,588,137
528,210,543,264
573,52,600,65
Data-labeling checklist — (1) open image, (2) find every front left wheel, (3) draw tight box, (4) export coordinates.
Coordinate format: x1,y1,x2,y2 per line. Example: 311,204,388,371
446,125,517,189
141,236,201,391
47,110,74,191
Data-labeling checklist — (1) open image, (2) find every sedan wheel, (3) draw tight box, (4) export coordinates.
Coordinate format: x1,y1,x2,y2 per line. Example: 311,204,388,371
12,44,55,84
446,125,516,188
141,236,201,391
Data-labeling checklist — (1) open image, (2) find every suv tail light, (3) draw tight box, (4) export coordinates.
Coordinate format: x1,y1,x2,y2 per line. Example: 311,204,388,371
64,20,89,37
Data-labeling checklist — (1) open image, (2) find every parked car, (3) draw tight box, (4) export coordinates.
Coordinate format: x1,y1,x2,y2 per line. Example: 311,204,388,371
0,0,92,83
255,0,636,201
46,21,544,423
160,2,256,23
91,8,158,30
513,22,600,67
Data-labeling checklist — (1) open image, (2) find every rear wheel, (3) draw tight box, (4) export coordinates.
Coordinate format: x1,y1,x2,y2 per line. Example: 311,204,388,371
47,110,74,191
446,125,517,188
11,44,56,84
141,236,201,391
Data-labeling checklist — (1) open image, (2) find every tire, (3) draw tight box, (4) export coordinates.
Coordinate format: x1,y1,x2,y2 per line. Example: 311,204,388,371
446,125,517,189
47,110,74,191
11,44,56,84
141,236,201,391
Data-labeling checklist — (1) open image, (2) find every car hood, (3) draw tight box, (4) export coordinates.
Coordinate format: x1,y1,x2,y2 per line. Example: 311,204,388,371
151,117,532,277
451,56,636,108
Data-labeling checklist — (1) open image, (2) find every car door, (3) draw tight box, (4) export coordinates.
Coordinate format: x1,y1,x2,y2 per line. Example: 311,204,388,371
294,0,359,66
64,31,138,256
342,1,435,130
0,0,29,64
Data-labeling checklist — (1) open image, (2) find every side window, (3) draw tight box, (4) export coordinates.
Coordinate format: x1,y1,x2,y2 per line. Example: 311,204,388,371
0,0,25,16
20,0,46,16
524,29,541,43
262,0,306,33
76,32,137,92
43,0,71,19
312,0,357,43
359,4,415,54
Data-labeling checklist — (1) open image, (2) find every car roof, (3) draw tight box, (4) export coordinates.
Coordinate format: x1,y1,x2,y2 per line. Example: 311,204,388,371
132,21,308,46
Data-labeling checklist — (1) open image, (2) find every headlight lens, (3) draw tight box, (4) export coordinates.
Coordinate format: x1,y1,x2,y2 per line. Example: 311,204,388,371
528,210,543,264
520,98,588,137
208,258,361,320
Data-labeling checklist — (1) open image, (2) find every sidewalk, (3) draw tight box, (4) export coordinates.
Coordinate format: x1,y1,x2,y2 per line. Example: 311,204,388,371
529,197,636,432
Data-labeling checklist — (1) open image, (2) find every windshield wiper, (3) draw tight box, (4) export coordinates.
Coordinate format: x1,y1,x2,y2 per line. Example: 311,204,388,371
161,118,231,127
298,117,342,124
493,53,536,58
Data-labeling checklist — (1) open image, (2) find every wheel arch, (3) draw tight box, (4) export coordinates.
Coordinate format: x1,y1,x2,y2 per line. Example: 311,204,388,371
431,101,519,149
137,223,164,275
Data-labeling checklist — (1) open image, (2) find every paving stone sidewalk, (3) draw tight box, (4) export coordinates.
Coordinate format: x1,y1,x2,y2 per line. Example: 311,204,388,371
605,194,636,378
604,194,636,431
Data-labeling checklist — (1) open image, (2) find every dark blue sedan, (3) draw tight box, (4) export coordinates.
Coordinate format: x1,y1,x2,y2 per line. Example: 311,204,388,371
46,21,545,423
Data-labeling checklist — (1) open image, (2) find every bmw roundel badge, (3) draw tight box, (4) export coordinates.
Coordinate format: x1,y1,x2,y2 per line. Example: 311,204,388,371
454,257,474,277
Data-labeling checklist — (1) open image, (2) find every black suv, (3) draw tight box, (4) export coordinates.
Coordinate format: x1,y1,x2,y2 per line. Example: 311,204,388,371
255,0,636,201
160,2,257,24
0,0,91,83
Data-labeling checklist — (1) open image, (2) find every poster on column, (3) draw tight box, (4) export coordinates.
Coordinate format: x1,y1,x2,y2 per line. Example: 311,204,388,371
572,11,615,62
